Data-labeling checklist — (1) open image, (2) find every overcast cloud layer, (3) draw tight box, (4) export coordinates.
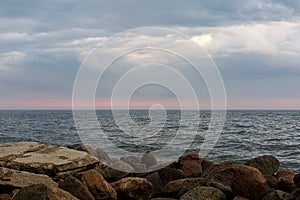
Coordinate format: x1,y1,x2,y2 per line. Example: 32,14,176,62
0,0,300,109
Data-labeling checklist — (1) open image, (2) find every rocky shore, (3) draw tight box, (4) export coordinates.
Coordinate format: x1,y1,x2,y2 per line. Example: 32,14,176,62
0,142,299,200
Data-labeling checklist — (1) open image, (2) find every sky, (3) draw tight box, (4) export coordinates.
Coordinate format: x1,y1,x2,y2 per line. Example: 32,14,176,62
0,0,300,109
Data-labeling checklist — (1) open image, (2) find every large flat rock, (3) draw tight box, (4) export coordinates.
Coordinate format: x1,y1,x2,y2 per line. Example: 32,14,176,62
0,167,57,192
0,142,99,178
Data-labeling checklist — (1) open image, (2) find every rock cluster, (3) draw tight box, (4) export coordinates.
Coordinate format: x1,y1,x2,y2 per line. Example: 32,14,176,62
0,142,299,200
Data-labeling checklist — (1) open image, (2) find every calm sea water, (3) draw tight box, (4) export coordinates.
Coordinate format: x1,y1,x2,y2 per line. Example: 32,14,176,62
0,110,299,172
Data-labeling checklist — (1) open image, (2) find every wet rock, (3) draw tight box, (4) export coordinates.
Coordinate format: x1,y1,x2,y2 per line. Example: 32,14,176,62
0,167,57,193
231,165,270,200
179,186,226,200
111,177,154,200
58,175,95,200
262,190,290,200
276,170,296,180
141,152,158,169
245,155,280,176
178,154,202,177
0,194,11,200
144,172,164,194
95,148,110,161
265,175,279,189
162,178,207,197
96,160,133,182
12,184,78,200
0,142,99,178
75,169,117,200
157,167,185,185
278,175,296,192
294,173,300,188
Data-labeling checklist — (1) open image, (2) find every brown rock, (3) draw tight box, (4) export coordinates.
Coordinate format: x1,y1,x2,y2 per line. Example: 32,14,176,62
0,194,11,200
12,184,78,200
111,177,154,200
276,170,296,180
178,154,202,177
179,186,226,200
278,175,296,192
96,160,133,181
245,155,280,176
58,175,95,200
95,147,110,161
141,152,158,169
233,196,249,200
265,175,279,189
201,160,214,172
207,181,234,199
0,167,57,193
231,165,270,200
157,167,185,185
262,190,290,200
294,173,300,188
144,172,164,194
0,142,99,178
75,169,117,200
162,178,207,197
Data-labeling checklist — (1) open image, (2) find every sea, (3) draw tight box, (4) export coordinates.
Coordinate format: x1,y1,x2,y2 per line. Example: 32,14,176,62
0,110,299,172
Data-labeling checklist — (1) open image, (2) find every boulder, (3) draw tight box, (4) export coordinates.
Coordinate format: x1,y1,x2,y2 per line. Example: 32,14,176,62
201,160,214,172
245,155,280,176
120,156,141,166
111,177,154,200
265,175,279,189
96,160,133,182
278,175,296,192
58,175,95,200
144,172,164,194
12,184,78,200
151,198,177,200
0,167,57,193
157,167,185,185
207,181,234,199
231,165,270,200
179,186,226,200
262,190,290,200
141,152,158,169
162,178,207,197
67,144,95,155
95,148,110,161
0,194,11,200
290,188,300,200
75,170,117,200
276,170,295,180
233,196,249,200
294,173,300,188
0,142,99,178
178,154,202,177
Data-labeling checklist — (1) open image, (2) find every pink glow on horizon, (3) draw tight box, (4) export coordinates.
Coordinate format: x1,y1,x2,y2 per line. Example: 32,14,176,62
0,98,299,109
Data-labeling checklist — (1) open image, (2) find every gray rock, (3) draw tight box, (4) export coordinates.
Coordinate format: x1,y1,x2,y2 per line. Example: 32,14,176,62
0,142,99,178
12,184,79,200
0,167,57,192
141,151,158,169
179,186,226,200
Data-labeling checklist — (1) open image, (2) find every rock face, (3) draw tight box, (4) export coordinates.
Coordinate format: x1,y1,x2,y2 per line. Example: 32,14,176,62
231,165,270,200
262,190,290,200
58,175,95,200
111,177,154,200
75,170,117,200
179,186,226,200
12,184,79,200
0,167,57,193
178,154,202,177
245,155,280,176
0,142,99,178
